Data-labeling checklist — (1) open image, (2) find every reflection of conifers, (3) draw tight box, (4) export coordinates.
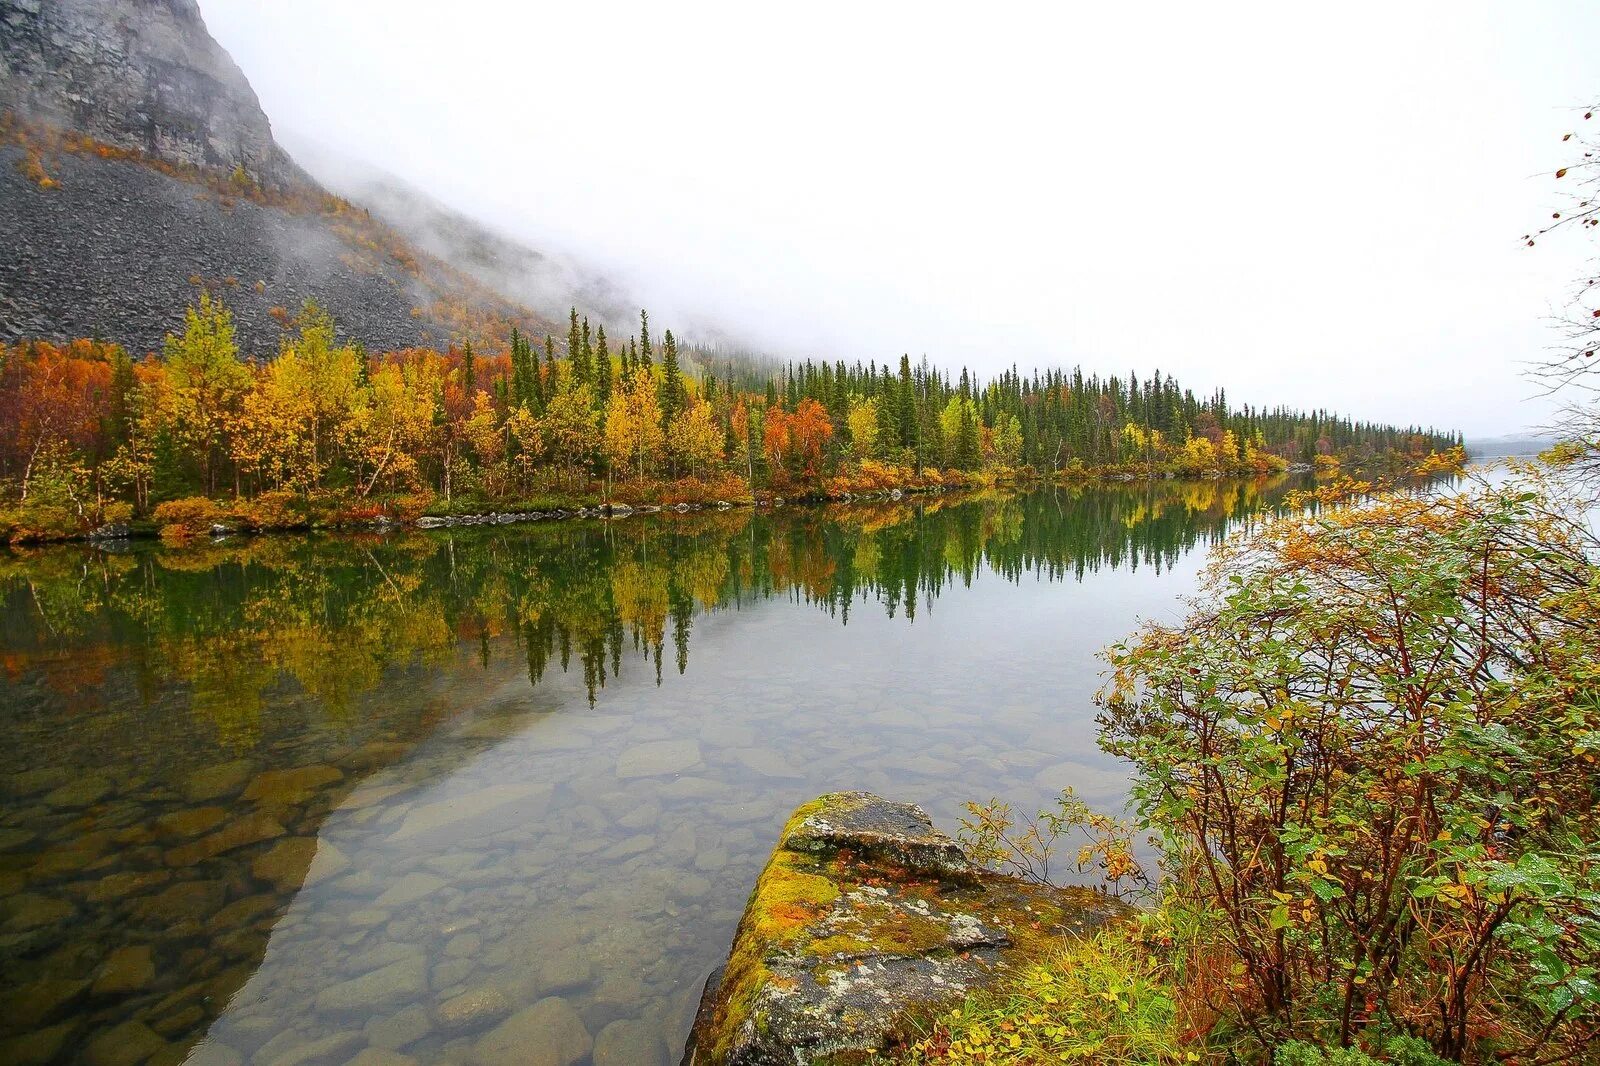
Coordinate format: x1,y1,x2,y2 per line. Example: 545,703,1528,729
0,480,1303,724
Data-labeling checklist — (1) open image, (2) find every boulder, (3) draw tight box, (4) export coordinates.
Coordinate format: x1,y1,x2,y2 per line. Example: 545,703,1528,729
470,997,591,1066
681,792,1130,1065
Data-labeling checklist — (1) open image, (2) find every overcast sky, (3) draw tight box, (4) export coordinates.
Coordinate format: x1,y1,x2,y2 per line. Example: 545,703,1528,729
201,1,1598,438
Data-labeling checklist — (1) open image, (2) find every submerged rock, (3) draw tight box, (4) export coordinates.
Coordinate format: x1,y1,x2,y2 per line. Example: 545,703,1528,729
470,996,591,1066
681,791,1130,1065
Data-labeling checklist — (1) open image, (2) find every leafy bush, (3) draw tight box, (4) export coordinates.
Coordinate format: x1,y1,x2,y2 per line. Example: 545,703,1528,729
1098,470,1600,1060
152,496,223,541
230,489,310,531
100,501,134,525
959,788,1145,893
0,500,80,542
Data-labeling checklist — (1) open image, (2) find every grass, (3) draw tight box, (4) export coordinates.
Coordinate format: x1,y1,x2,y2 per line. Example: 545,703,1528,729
896,922,1196,1065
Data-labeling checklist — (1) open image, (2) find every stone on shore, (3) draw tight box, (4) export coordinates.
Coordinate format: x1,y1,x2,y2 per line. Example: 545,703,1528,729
681,791,1131,1065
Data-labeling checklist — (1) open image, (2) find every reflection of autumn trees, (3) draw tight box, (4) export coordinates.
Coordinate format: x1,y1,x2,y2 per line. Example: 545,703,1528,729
0,480,1307,729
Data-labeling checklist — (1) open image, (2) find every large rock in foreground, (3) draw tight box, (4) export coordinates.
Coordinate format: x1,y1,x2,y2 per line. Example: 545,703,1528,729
682,792,1131,1065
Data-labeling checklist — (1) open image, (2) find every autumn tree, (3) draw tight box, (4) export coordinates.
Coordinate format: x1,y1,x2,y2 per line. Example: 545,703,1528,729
163,291,251,493
541,381,599,486
667,395,723,476
604,365,665,480
847,397,880,459
352,355,440,497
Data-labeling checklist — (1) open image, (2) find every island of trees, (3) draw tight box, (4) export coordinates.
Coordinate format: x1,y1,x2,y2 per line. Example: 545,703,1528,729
0,294,1460,543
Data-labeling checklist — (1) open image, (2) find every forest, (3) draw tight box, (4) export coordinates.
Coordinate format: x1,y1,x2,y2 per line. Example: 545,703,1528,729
0,293,1460,542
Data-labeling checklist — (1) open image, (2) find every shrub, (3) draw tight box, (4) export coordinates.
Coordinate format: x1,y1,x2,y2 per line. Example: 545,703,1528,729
230,490,309,531
152,496,223,541
0,501,80,543
1098,470,1600,1060
958,788,1145,893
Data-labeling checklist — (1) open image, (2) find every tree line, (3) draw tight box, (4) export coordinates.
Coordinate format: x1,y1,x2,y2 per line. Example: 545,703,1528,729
0,293,1461,540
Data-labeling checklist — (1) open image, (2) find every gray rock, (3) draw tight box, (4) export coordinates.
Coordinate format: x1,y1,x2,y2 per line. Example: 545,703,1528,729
615,740,701,779
470,997,591,1066
594,1018,667,1066
262,1032,363,1066
315,956,427,1014
537,951,592,995
435,985,512,1033
373,872,446,908
444,932,482,958
363,1004,431,1050
733,746,805,779
388,783,553,844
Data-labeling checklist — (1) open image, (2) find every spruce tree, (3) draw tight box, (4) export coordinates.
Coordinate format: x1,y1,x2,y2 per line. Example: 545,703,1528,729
660,328,683,432
594,324,611,410
509,327,529,408
568,308,584,386
580,316,594,386
638,310,653,369
462,339,476,397
956,401,981,470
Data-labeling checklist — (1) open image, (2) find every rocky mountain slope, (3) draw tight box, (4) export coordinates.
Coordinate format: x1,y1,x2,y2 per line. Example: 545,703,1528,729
0,0,560,355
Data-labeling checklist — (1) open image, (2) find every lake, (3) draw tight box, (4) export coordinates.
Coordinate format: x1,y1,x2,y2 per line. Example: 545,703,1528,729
1,479,1300,1066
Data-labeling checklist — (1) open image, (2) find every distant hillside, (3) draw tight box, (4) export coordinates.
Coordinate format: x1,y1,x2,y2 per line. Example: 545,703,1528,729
1465,434,1556,458
0,0,560,355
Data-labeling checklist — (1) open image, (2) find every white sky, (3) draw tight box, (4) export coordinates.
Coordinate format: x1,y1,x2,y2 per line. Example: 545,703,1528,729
200,1,1599,438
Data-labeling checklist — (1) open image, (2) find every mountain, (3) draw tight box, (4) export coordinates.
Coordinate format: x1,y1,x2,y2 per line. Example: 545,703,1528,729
0,0,564,355
289,140,637,336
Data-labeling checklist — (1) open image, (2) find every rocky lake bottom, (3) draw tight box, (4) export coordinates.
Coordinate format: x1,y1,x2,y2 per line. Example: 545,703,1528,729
0,482,1305,1064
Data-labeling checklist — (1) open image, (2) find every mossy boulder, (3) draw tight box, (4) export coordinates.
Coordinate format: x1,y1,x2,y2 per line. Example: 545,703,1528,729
682,791,1131,1065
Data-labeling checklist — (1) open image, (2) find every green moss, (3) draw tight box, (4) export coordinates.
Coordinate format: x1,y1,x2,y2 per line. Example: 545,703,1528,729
708,844,844,1058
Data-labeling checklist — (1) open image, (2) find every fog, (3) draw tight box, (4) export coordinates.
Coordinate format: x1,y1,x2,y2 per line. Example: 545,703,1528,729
200,1,1598,437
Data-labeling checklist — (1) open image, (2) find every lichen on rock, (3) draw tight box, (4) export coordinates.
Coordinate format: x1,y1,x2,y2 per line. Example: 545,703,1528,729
682,791,1131,1065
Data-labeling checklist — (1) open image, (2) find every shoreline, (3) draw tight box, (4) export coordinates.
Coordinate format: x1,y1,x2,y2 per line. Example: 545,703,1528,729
1,468,1311,548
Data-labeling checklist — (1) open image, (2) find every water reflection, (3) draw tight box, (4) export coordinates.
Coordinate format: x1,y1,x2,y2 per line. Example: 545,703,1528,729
1,478,1294,1065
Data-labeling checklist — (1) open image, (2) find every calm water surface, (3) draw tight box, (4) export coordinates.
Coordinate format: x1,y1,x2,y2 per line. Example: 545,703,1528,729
1,481,1298,1065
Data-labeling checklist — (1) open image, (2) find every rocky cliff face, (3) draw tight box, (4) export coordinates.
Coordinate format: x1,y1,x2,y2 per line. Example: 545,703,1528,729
0,0,302,187
0,0,561,355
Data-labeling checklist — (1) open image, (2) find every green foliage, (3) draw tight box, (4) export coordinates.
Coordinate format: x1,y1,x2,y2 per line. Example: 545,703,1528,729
904,922,1189,1065
1274,1036,1447,1066
1098,470,1600,1060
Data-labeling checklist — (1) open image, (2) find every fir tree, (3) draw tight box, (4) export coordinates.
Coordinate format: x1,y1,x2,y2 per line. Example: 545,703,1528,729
580,316,594,386
594,324,611,411
659,328,683,432
568,308,584,385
